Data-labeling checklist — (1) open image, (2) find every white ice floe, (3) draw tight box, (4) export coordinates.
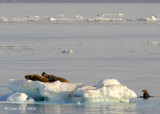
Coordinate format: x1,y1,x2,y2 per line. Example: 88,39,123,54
26,15,41,21
45,17,56,21
1,13,160,24
75,15,84,20
7,92,34,103
151,16,160,21
8,79,137,103
148,41,160,45
7,93,28,102
0,17,8,22
0,45,16,49
136,17,149,21
99,13,124,17
95,17,123,21
136,15,160,22
62,49,74,54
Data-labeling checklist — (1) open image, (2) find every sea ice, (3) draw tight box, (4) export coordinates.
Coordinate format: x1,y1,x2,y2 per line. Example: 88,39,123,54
45,17,56,21
7,93,28,102
148,41,160,45
1,13,160,24
62,49,74,54
8,79,137,103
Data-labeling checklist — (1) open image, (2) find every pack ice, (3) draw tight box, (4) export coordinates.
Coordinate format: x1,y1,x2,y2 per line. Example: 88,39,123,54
8,79,137,103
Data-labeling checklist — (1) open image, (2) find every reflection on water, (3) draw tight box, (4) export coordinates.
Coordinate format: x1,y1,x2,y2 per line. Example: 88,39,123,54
0,102,137,114
1,96,160,114
84,103,136,114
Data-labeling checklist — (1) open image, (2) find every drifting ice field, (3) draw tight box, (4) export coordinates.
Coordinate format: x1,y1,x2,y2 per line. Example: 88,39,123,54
0,3,160,114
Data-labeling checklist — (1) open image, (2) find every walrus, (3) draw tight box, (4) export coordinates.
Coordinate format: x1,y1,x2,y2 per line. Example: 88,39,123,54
142,90,151,99
42,72,69,83
25,74,56,82
42,72,49,78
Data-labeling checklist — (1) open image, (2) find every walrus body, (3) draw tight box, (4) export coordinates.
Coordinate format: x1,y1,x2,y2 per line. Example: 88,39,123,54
142,90,151,99
25,74,54,82
42,72,69,83
25,72,69,83
52,75,69,83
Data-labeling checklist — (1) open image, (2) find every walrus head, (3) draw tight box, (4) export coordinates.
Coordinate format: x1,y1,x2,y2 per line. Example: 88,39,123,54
42,72,47,76
25,75,30,80
142,90,150,99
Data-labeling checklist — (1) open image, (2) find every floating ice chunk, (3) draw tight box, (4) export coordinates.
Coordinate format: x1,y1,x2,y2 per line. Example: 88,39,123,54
118,13,124,16
0,45,15,49
75,15,84,20
26,15,40,21
39,81,83,102
8,78,137,103
27,97,34,103
100,13,124,17
48,18,56,21
75,84,137,103
0,17,8,22
84,18,94,22
8,79,44,100
74,79,137,103
62,49,74,54
7,93,28,102
9,79,83,101
33,16,40,19
151,16,157,21
148,41,160,45
136,17,150,21
95,17,123,21
151,16,160,21
45,16,56,21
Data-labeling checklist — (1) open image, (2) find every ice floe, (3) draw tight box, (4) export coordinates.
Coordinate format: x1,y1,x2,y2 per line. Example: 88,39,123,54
62,49,74,54
45,16,56,21
7,93,34,103
148,41,160,46
0,13,160,24
7,93,28,102
8,79,137,103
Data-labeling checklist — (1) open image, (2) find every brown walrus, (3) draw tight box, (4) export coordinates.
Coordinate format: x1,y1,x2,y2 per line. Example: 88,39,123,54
42,72,69,83
42,72,49,77
142,90,151,99
25,74,56,82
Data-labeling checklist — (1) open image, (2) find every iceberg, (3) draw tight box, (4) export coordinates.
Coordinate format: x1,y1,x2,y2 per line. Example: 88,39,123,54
8,79,137,103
